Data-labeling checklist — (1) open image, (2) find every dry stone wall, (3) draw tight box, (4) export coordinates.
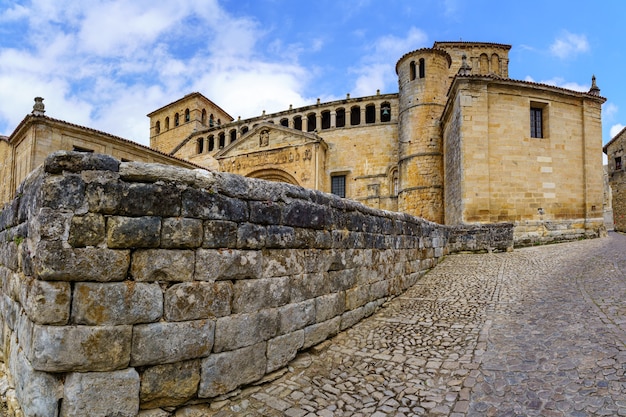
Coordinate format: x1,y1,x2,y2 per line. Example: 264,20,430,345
0,151,512,417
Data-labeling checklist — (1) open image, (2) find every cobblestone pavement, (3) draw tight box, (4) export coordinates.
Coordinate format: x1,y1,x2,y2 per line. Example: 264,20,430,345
200,233,626,417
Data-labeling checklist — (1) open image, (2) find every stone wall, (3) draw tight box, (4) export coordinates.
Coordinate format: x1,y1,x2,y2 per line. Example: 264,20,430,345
0,152,513,417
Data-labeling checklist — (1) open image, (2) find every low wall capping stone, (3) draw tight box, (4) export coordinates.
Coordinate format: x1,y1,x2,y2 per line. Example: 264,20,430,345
0,151,513,416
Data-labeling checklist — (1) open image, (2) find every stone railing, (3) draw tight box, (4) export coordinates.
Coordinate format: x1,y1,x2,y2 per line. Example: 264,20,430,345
0,152,513,416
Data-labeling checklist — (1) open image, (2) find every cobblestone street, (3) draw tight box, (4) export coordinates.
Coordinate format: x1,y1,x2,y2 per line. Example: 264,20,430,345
203,233,626,417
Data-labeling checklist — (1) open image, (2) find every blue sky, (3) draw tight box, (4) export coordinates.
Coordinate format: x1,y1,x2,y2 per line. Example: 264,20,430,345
0,0,624,152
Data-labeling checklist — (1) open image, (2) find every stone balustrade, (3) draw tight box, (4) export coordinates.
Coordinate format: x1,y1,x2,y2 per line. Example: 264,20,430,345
0,151,512,416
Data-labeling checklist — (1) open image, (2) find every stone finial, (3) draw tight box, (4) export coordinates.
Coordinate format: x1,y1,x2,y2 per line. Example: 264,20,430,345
458,54,472,76
32,97,45,115
588,75,601,96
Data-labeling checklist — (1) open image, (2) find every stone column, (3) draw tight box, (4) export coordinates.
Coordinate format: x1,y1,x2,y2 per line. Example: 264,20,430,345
331,111,336,129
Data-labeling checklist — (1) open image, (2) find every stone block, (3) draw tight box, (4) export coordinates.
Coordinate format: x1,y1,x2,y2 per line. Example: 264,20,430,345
232,277,290,314
119,161,199,184
290,273,330,302
265,225,296,248
20,276,70,325
328,268,357,292
199,343,266,398
283,200,330,229
266,330,304,373
8,335,61,417
315,292,346,323
43,151,120,174
30,207,72,241
140,360,201,409
202,219,238,248
39,174,86,211
72,282,163,325
131,320,214,366
277,300,315,334
29,324,132,372
369,279,390,301
214,309,278,353
181,188,249,221
164,281,232,321
0,240,18,272
249,200,283,225
68,213,105,247
131,249,194,282
161,217,203,248
340,305,366,330
345,285,369,310
303,317,340,349
263,249,304,278
107,216,161,248
33,240,130,281
195,249,262,282
61,369,139,417
237,223,267,249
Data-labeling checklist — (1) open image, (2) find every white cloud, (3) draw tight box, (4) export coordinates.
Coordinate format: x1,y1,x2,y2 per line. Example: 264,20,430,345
549,31,589,59
604,103,618,120
524,76,588,92
350,27,428,97
610,124,625,139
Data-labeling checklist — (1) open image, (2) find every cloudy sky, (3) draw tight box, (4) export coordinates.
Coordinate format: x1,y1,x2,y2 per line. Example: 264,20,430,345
0,0,624,149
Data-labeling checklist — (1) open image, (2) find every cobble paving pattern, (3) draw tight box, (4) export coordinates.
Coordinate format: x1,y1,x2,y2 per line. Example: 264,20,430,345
203,234,626,417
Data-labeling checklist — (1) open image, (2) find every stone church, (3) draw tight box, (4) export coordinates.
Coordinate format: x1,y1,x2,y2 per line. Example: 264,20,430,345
1,41,607,244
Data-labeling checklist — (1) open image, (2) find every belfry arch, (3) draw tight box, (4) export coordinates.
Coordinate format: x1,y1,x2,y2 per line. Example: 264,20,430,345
246,169,300,186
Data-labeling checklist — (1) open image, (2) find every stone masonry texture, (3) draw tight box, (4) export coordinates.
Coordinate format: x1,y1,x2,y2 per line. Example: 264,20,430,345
0,151,512,416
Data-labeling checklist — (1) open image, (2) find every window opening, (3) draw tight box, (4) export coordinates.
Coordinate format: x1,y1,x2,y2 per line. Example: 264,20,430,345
201,109,206,124
380,103,391,122
419,58,425,78
331,175,346,198
530,107,543,138
350,106,360,126
197,137,204,154
219,132,225,148
336,108,345,127
321,111,331,129
307,113,316,132
185,109,190,122
365,104,375,124
72,146,94,153
616,157,623,171
410,61,416,81
174,113,179,126
230,129,237,143
155,121,160,134
208,135,215,152
241,126,249,134
165,117,170,130
209,114,214,127
294,116,302,130
280,118,288,127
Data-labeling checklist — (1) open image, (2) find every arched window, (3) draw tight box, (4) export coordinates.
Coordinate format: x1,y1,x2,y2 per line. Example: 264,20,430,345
350,106,360,126
165,117,170,130
307,113,316,132
419,58,425,78
241,126,249,134
491,53,500,75
321,111,331,129
209,114,214,127
174,113,179,126
336,108,345,127
197,137,204,154
155,121,161,134
390,168,399,196
380,102,391,122
217,119,221,126
185,109,190,122
480,53,489,74
365,104,376,124
280,118,288,127
201,109,207,124
410,61,416,80
218,132,225,148
230,129,237,143
293,115,302,130
208,135,215,152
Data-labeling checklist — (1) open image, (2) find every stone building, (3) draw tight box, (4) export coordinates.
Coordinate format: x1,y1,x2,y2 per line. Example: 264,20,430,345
1,41,607,244
603,127,626,231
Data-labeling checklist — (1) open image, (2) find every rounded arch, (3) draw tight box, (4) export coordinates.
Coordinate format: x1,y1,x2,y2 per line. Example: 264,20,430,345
246,169,300,186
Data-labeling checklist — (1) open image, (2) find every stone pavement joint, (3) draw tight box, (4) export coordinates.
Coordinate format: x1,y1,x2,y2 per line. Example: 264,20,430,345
195,234,626,416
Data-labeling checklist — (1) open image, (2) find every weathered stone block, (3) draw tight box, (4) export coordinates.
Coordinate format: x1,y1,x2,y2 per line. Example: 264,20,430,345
283,200,330,229
202,219,238,248
340,305,366,330
214,309,278,353
33,240,130,281
30,324,132,372
181,188,249,221
328,268,357,292
303,317,340,349
131,320,214,366
315,292,346,323
195,249,262,281
161,217,203,248
62,369,139,417
265,225,296,248
263,249,304,277
39,174,86,211
237,223,267,249
199,343,266,398
266,330,304,373
345,285,369,310
9,335,61,417
68,213,105,247
30,207,72,241
249,200,283,225
164,281,232,321
277,300,315,334
72,282,163,325
232,277,290,314
20,276,70,325
140,360,201,409
119,161,199,184
107,216,161,248
369,279,390,301
131,249,195,282
290,273,330,302
43,151,120,174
